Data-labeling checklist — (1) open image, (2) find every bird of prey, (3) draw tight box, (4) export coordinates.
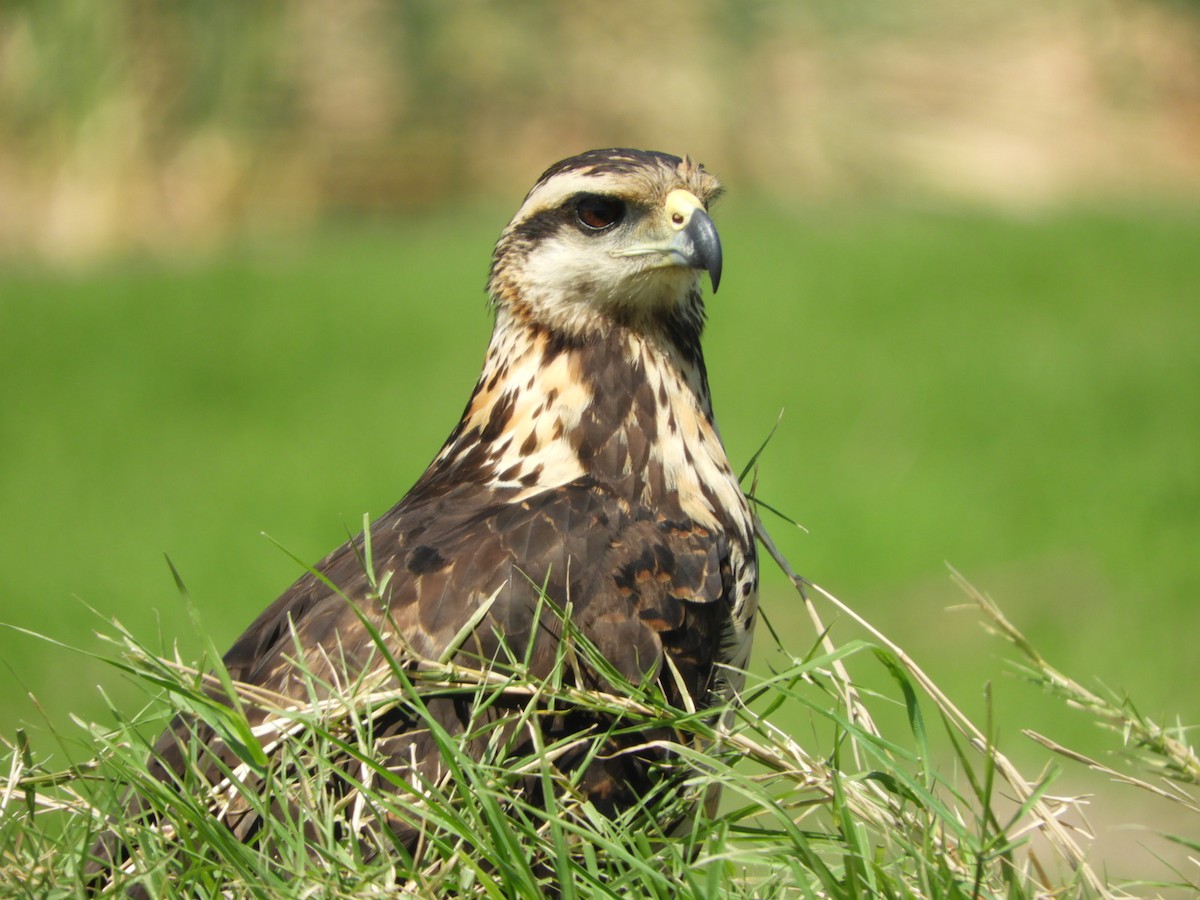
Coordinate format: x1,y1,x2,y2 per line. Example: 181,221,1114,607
93,148,758,870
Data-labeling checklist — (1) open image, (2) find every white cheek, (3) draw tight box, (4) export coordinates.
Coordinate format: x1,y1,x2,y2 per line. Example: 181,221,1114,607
519,239,630,324
523,239,623,294
521,240,697,323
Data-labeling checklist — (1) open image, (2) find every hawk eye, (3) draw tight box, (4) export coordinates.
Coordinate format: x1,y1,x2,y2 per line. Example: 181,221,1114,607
574,195,625,232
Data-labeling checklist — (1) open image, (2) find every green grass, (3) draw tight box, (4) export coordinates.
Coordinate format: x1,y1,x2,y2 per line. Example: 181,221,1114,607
0,201,1198,888
2,532,1196,896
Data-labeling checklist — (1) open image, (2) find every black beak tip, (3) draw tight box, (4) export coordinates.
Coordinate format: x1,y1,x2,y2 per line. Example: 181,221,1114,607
685,209,723,295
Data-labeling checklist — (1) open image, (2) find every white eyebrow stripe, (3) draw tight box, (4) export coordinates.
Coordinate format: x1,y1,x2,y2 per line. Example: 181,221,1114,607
517,165,674,222
519,172,624,217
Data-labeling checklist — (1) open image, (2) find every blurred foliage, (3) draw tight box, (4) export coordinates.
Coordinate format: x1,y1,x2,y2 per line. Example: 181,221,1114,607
1,0,1199,259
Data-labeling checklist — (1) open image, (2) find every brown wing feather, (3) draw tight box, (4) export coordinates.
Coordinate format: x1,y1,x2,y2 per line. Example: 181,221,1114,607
222,476,732,702
134,475,735,848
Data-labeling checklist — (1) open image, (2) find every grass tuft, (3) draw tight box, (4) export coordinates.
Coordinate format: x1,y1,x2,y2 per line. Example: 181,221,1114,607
0,525,1196,896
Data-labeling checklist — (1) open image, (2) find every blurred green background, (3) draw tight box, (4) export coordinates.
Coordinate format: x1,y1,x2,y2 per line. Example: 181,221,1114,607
2,0,1198,881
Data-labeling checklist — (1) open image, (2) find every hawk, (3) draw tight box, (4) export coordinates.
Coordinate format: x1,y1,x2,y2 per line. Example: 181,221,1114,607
94,148,758,871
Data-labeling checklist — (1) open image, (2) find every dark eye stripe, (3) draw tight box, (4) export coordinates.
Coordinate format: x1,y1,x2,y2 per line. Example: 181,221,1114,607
505,193,627,245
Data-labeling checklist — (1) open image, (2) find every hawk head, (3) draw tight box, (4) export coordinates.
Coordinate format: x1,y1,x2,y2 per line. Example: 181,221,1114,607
487,149,724,339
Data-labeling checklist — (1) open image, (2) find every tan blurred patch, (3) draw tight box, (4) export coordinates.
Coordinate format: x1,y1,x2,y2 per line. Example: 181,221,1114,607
1,1,1198,260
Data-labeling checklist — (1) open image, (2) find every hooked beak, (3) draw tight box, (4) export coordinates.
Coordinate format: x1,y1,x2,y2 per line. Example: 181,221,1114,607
669,204,722,293
610,188,723,293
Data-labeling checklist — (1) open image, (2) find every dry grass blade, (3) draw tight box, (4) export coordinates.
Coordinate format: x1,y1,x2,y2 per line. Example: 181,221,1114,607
958,567,1200,792
754,520,882,752
1023,730,1200,814
758,519,1109,896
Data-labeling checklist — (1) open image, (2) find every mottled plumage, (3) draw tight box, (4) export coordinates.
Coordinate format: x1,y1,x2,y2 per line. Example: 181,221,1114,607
95,148,758,867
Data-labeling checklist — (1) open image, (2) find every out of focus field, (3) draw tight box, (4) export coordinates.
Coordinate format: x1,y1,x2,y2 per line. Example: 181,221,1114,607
3,203,1197,749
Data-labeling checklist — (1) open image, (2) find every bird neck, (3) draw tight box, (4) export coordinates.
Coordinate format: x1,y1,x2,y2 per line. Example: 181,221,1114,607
423,304,744,532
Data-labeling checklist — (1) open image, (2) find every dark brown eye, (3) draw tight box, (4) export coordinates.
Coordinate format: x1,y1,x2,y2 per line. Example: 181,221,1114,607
574,195,625,232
